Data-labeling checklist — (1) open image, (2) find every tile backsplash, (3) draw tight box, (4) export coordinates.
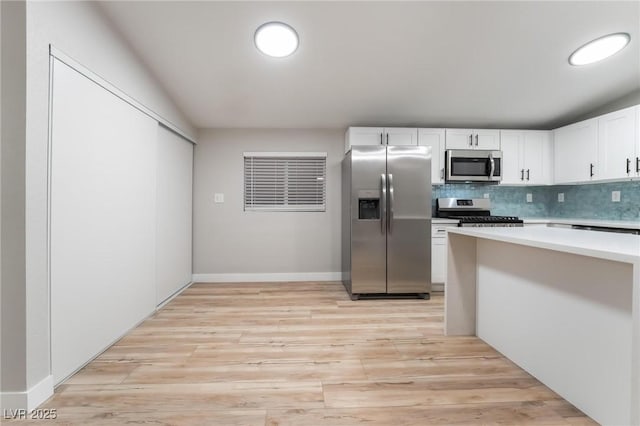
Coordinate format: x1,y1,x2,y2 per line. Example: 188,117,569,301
433,181,640,221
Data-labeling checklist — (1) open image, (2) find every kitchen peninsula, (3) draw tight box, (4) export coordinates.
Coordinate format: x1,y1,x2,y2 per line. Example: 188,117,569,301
445,226,640,425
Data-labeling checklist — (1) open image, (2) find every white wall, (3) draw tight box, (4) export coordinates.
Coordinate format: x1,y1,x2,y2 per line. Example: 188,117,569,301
2,0,195,409
1,0,27,394
193,129,343,281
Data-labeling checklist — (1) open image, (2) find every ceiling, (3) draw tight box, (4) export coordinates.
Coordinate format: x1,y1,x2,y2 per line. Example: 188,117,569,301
97,1,640,130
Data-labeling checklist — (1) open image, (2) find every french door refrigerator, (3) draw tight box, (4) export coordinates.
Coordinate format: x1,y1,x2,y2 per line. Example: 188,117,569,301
342,145,432,300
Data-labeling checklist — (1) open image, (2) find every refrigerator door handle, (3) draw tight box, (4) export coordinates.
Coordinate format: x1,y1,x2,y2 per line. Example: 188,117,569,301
380,173,386,234
388,173,394,234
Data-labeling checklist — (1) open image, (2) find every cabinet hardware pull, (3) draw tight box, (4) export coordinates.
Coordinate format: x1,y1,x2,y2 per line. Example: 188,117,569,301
521,169,524,180
637,157,640,174
475,134,479,146
627,158,631,174
526,169,530,181
469,134,473,146
590,163,594,177
386,133,389,145
380,133,383,145
440,168,444,180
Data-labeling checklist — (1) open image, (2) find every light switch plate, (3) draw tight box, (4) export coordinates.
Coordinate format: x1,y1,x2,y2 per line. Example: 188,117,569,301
483,193,490,199
214,193,225,203
526,193,533,203
558,193,564,202
612,191,621,202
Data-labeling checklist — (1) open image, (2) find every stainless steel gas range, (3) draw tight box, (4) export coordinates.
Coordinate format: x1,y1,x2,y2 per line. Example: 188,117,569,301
436,197,524,227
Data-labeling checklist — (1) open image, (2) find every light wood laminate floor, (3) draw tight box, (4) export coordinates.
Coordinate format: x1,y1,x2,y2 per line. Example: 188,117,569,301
25,282,595,425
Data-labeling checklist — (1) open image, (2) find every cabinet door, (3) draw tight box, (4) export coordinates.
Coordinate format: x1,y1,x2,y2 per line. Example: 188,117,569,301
597,106,637,180
445,128,475,149
345,127,384,153
500,130,524,184
637,106,640,176
553,118,598,183
432,238,446,283
475,129,501,150
523,131,552,185
385,127,418,146
418,128,445,184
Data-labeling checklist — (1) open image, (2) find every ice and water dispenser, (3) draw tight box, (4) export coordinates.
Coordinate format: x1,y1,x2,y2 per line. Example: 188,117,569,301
357,190,380,220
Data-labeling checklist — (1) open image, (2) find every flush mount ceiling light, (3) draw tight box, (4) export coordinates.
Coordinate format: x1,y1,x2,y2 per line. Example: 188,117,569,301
569,33,630,66
254,22,299,58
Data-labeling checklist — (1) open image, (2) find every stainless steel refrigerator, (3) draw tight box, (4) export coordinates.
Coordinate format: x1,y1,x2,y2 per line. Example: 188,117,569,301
342,145,432,300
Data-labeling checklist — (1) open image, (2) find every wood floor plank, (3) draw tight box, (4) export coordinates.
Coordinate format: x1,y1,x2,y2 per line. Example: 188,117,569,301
266,402,589,425
8,282,595,425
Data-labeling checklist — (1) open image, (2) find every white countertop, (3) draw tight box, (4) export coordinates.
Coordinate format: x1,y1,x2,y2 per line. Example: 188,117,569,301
432,218,459,224
523,217,640,230
447,226,640,264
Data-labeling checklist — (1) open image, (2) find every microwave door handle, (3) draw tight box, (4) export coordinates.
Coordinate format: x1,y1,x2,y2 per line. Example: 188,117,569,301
380,173,386,234
488,153,495,179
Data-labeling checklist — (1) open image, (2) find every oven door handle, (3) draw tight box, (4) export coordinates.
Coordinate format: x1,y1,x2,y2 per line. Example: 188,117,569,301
488,153,495,179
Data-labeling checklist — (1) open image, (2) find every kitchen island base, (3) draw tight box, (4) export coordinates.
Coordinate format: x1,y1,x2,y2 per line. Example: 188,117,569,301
445,229,640,426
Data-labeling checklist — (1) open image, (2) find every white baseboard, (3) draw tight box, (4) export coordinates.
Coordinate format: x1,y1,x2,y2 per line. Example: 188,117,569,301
192,272,343,283
0,375,54,411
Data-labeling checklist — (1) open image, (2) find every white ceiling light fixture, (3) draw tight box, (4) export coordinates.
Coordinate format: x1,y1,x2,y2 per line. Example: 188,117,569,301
569,32,630,66
254,21,299,58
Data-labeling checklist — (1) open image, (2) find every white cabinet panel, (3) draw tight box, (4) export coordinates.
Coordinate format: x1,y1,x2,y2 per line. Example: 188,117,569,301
553,118,598,184
386,127,418,146
345,127,417,153
597,106,637,180
445,128,475,149
446,128,500,150
502,130,552,185
431,224,457,285
345,127,384,152
475,129,501,150
156,125,193,305
418,128,445,184
51,59,157,384
500,131,524,184
432,239,446,283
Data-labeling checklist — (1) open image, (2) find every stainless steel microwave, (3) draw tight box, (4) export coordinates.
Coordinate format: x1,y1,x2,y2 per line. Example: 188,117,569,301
445,150,502,183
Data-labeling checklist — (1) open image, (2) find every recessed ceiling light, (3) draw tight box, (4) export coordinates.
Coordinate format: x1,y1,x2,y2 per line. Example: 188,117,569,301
254,22,299,58
569,33,630,66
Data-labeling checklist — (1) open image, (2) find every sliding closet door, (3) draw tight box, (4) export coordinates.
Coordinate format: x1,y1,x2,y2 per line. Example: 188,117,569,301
155,125,193,304
50,59,157,383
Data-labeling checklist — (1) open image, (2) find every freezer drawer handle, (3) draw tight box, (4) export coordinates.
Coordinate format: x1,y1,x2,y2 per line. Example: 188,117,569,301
380,173,386,234
388,173,394,234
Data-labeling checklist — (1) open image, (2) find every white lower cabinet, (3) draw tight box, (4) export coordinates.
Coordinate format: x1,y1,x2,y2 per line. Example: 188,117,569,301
431,223,457,288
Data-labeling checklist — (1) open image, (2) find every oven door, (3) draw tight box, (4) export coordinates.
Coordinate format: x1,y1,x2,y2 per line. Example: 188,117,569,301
445,150,502,183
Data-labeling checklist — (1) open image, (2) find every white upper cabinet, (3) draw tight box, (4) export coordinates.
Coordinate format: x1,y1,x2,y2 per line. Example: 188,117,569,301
501,130,552,185
345,127,417,153
445,128,500,150
597,106,638,180
553,118,598,184
418,128,446,184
